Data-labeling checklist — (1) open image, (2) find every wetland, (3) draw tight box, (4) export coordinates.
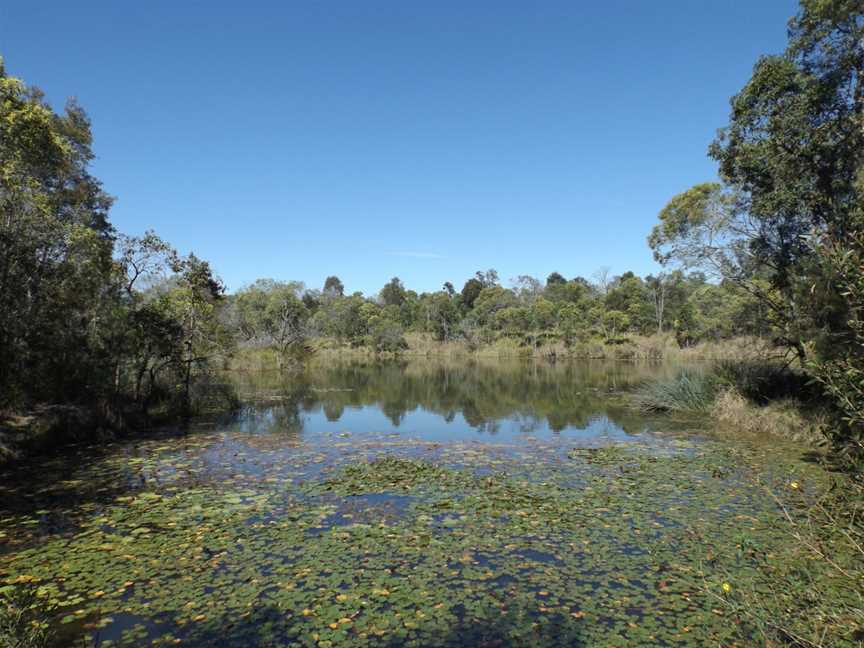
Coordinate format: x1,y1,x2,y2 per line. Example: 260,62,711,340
1,360,853,647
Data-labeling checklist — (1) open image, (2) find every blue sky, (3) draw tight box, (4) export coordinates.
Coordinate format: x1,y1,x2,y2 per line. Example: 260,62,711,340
1,1,797,295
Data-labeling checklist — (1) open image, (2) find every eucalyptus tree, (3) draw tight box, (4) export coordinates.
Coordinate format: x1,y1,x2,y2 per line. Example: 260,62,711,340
511,275,543,304
421,292,461,341
649,1,863,360
0,58,115,404
233,280,310,368
459,278,484,310
379,277,407,307
545,272,567,287
322,276,345,297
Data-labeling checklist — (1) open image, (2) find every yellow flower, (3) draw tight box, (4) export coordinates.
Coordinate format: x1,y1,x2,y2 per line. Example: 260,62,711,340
790,481,799,489
721,582,732,593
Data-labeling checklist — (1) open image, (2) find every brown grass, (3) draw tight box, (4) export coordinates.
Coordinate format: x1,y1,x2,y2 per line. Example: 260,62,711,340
228,334,780,374
711,388,826,444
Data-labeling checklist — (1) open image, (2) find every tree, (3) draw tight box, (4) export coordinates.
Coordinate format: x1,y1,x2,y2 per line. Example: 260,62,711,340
645,274,668,334
422,292,460,341
323,275,344,297
379,277,407,307
475,269,499,287
592,267,612,296
530,298,556,333
546,272,567,286
558,303,587,346
512,275,543,303
234,280,310,368
460,278,484,310
650,1,864,360
605,272,653,334
495,307,531,337
163,254,231,415
602,310,630,341
0,58,115,405
472,286,518,326
545,278,589,304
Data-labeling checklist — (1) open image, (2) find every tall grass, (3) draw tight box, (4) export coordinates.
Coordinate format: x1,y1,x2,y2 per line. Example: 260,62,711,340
711,388,826,444
0,592,50,648
634,369,717,413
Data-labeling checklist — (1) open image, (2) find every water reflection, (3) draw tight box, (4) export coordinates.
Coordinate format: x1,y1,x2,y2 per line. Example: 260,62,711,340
228,359,695,443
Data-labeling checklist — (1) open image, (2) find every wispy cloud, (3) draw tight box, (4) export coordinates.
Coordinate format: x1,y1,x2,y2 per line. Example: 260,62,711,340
387,251,446,259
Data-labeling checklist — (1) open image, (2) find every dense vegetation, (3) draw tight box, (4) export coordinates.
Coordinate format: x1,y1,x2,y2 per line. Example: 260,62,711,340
649,0,864,465
228,268,767,355
0,59,233,424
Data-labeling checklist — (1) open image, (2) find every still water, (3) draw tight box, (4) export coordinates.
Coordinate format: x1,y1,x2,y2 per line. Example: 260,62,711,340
0,360,820,647
229,360,698,442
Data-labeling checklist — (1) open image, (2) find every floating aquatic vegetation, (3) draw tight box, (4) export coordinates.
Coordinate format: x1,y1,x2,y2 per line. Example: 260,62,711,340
0,362,854,646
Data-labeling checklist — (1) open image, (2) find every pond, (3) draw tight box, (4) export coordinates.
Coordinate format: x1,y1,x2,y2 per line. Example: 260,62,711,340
0,360,827,646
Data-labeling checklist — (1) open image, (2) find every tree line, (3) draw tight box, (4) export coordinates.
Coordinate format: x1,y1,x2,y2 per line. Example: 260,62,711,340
226,268,766,356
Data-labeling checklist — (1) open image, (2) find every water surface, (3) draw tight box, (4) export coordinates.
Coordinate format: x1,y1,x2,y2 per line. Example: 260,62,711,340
0,360,823,646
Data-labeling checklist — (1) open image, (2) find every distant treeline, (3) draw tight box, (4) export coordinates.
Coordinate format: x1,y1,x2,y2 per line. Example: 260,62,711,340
224,268,766,357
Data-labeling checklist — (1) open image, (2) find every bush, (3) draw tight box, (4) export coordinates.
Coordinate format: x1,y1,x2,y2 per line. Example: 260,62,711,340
368,319,407,353
634,370,717,413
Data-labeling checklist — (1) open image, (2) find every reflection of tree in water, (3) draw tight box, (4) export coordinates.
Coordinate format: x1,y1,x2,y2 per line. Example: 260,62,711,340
233,373,317,436
323,402,344,422
381,402,405,427
232,360,691,435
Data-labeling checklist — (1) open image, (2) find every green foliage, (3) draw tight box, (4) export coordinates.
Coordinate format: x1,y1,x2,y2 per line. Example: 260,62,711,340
366,316,407,353
232,279,309,366
379,277,407,307
545,271,566,286
459,277,484,310
322,275,344,297
1,379,855,646
649,1,864,462
807,230,864,465
0,62,233,423
420,292,461,342
635,370,717,413
714,476,864,647
0,590,50,648
0,59,115,406
714,360,816,405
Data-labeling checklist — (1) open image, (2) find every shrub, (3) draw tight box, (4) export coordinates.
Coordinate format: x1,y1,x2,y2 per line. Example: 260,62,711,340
368,319,407,353
707,477,864,646
714,360,817,405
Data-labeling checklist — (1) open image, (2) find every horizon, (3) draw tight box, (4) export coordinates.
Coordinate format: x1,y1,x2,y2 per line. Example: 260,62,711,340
1,1,797,295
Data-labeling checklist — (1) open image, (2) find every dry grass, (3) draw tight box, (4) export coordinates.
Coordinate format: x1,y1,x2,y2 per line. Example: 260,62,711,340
228,334,780,371
711,388,826,444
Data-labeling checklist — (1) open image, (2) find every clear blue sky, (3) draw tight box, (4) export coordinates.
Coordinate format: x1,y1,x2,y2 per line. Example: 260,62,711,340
1,1,797,295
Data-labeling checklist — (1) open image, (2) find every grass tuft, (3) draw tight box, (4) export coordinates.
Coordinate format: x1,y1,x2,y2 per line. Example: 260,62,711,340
634,370,717,413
